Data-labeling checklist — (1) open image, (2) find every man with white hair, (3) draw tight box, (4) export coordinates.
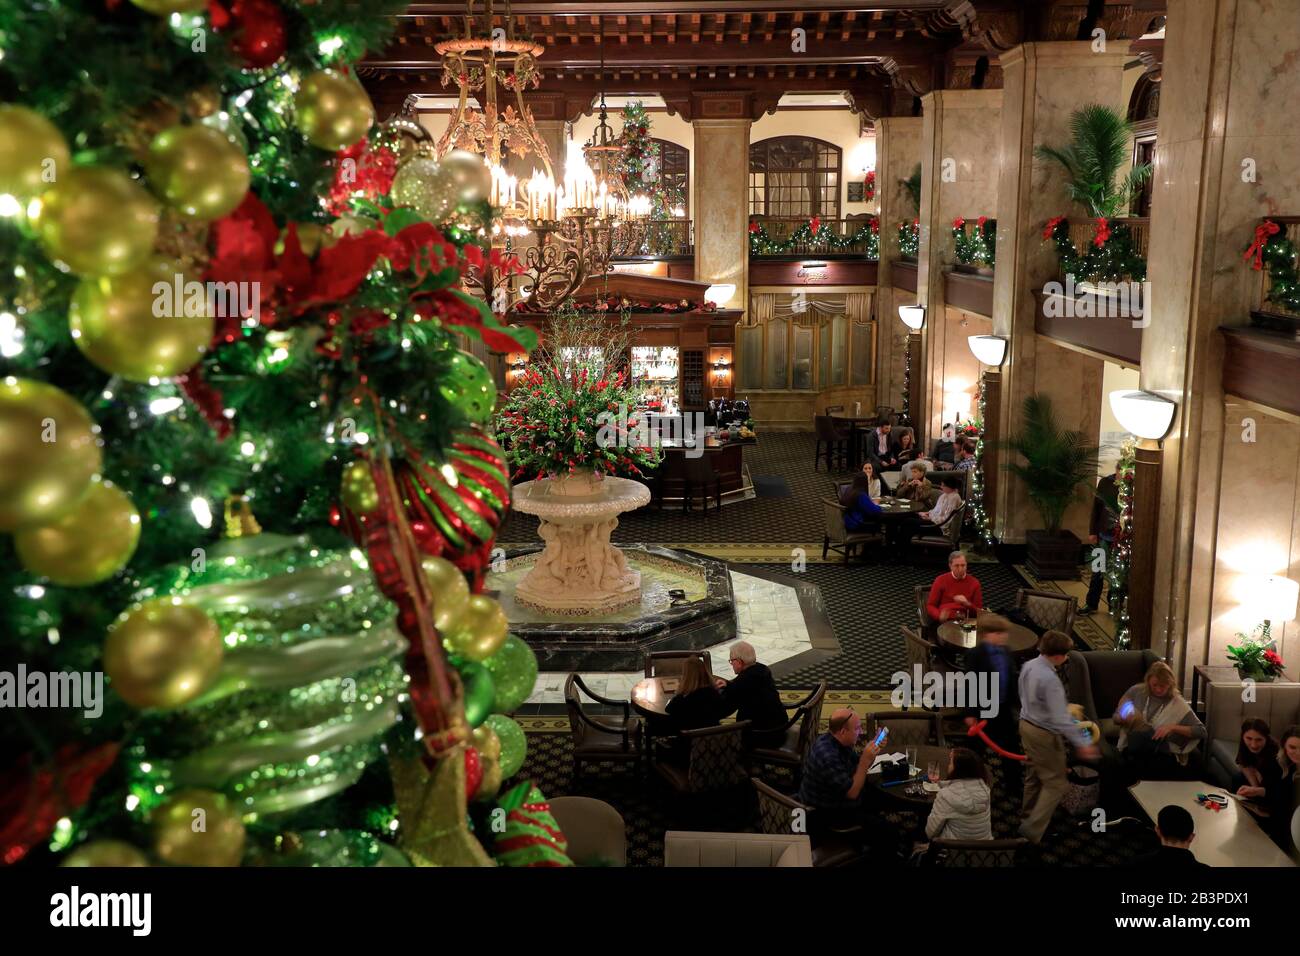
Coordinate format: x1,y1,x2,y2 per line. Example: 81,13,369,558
713,640,788,746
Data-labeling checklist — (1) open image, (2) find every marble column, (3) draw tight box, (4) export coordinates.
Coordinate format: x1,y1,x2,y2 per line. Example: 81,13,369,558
692,119,751,310
874,117,923,413
990,42,1129,545
917,90,1002,445
1140,0,1300,679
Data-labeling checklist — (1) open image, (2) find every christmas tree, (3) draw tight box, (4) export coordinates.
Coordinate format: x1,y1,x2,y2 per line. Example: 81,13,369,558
0,0,551,868
617,101,683,255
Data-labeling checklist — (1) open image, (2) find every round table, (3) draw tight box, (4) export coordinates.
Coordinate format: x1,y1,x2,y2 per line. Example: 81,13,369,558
937,619,1039,656
872,496,926,520
629,676,676,719
866,744,950,807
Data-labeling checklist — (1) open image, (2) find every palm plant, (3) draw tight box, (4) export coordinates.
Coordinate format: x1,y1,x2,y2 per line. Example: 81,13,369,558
902,164,922,213
1002,394,1101,534
1034,105,1152,218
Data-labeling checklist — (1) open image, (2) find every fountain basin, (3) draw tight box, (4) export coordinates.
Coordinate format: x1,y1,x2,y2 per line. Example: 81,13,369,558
486,544,736,672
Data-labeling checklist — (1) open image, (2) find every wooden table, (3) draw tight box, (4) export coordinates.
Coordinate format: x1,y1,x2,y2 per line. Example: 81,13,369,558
938,620,1039,656
866,743,949,807
1128,780,1295,867
629,676,677,719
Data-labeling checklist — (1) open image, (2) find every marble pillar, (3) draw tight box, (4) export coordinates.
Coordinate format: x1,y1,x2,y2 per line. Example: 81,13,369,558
917,90,1002,445
1142,0,1300,679
874,117,923,413
692,119,751,311
991,43,1129,545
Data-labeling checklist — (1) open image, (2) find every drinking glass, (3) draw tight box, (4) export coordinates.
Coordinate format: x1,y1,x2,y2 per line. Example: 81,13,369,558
905,745,918,771
927,760,941,784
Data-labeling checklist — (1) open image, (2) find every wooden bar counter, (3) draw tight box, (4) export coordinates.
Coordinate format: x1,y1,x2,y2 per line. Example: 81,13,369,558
649,437,755,502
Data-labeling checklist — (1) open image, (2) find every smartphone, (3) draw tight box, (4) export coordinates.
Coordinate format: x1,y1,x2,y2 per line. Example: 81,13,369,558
871,727,889,747
1118,700,1135,720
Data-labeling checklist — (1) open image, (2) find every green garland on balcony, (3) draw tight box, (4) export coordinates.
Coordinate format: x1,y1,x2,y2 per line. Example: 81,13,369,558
748,217,879,258
953,217,997,268
1243,219,1300,314
1104,437,1137,649
897,219,920,259
1043,216,1147,283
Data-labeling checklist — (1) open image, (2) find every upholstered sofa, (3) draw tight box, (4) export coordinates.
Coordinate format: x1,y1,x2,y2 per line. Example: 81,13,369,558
1060,649,1163,756
1202,678,1300,789
662,831,812,867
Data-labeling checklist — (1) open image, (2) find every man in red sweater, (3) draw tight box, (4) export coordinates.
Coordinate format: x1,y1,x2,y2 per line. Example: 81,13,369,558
927,551,983,622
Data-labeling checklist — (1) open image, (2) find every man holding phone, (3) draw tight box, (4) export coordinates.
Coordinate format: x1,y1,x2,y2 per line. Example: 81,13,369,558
798,709,900,861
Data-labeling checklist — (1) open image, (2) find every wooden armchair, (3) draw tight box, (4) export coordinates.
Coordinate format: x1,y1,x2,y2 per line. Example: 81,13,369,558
564,674,643,778
750,682,828,781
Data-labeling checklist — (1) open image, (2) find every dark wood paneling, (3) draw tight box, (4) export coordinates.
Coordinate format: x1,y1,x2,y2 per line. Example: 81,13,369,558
747,259,877,287
1221,328,1300,418
892,260,917,293
1034,288,1143,367
944,269,994,317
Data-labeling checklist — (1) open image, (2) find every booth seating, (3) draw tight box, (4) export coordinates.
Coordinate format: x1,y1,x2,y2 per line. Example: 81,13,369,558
1203,678,1300,789
663,830,812,867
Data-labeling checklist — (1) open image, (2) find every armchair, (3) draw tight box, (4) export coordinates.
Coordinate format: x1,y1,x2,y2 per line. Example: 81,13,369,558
563,674,643,778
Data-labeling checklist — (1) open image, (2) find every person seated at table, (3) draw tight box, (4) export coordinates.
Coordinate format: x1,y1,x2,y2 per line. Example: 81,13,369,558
1233,718,1282,796
714,640,788,748
896,476,964,551
932,423,958,466
955,440,978,471
892,462,934,505
664,657,726,736
924,747,993,842
856,459,891,499
1114,661,1206,779
868,421,898,471
797,708,901,860
895,428,919,466
926,550,983,623
1133,805,1209,869
1251,725,1300,855
838,474,885,533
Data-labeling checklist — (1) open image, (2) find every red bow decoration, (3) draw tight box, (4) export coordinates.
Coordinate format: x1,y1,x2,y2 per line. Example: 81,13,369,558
1042,215,1066,241
809,216,821,235
1243,219,1281,271
0,742,121,865
952,217,966,230
748,220,760,234
1093,217,1111,249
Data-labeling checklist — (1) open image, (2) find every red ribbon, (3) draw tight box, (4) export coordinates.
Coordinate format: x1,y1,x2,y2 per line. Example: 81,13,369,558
1243,219,1281,271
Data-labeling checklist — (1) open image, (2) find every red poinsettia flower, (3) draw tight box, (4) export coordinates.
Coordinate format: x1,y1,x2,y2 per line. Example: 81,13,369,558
1093,217,1111,248
1042,215,1066,240
870,218,880,234
1263,649,1284,666
977,215,988,227
952,217,966,230
0,742,121,866
748,220,760,234
809,216,821,235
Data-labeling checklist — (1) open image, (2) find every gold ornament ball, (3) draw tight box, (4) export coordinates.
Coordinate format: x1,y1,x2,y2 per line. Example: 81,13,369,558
0,378,102,533
339,460,379,514
294,69,375,152
471,724,503,801
104,598,224,710
145,124,250,221
152,789,246,867
15,480,140,586
437,150,493,208
389,156,456,225
33,166,160,276
423,555,470,633
443,593,509,663
185,86,222,120
130,0,208,13
0,105,71,202
69,257,214,382
61,840,149,867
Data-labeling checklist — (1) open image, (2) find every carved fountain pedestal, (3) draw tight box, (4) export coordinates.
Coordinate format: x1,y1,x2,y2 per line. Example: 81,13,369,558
510,472,651,615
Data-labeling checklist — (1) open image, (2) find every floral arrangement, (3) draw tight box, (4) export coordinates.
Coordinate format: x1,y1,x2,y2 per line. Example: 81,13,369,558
1226,631,1287,680
897,219,920,260
1243,219,1300,315
1043,215,1147,283
952,216,996,267
496,309,661,481
864,170,876,202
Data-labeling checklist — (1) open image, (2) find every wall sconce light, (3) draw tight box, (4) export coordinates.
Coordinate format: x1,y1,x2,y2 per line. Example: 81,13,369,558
704,284,736,308
967,334,1007,367
802,260,828,270
1108,389,1176,441
1253,574,1298,642
898,304,925,330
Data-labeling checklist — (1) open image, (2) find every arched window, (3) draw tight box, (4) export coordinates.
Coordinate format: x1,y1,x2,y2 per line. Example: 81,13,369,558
749,136,842,221
652,138,689,216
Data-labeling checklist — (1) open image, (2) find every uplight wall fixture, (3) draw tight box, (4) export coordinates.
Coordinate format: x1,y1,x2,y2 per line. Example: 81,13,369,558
898,304,926,330
967,334,1008,367
704,284,736,309
1109,389,1177,441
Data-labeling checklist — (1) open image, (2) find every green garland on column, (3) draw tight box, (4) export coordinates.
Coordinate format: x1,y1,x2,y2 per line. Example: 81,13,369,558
1108,437,1137,649
968,376,996,550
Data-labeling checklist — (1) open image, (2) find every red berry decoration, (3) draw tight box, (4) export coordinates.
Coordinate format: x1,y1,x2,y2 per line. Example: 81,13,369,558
210,0,287,69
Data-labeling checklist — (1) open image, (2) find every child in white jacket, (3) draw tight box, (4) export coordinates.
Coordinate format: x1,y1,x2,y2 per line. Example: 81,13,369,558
925,748,993,842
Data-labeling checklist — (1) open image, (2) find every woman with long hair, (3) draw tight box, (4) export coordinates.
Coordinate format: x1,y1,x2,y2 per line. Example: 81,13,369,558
1234,718,1281,796
924,747,993,841
1114,660,1206,779
664,657,726,734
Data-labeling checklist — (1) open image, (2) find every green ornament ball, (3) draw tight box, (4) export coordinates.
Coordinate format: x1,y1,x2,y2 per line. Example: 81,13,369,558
483,635,537,714
485,713,527,779
438,349,496,424
451,655,496,728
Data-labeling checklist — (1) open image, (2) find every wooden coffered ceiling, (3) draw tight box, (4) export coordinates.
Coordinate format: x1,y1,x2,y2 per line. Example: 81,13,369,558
358,1,1166,122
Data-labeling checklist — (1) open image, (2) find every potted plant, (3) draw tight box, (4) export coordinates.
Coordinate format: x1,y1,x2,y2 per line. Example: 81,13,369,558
1226,631,1287,682
1002,394,1101,579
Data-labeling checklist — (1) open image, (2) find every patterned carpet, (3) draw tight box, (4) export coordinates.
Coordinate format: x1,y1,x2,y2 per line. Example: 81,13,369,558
501,432,1156,867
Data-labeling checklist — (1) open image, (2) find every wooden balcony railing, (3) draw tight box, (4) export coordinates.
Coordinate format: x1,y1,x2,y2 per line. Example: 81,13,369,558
608,218,694,259
1252,216,1300,322
750,217,880,258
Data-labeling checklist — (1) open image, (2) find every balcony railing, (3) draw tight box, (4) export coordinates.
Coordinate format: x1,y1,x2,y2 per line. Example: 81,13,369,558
749,217,880,258
608,219,694,259
1250,216,1300,323
1045,217,1150,283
